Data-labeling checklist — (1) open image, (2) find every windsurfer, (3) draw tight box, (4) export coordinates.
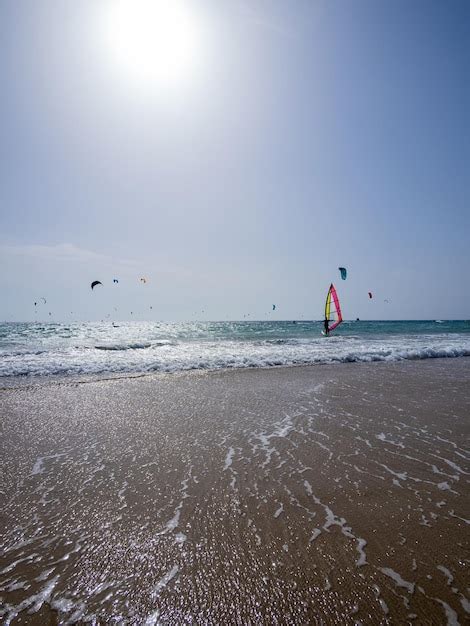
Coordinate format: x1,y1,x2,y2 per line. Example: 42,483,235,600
323,283,342,336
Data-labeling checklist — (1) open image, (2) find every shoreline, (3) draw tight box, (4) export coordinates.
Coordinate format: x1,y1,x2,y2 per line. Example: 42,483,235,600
1,353,469,390
1,358,469,623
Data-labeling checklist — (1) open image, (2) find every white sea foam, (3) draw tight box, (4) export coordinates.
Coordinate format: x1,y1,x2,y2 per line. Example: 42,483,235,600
153,565,179,597
377,432,405,448
224,447,235,471
0,554,38,575
379,567,415,594
303,480,367,567
2,576,60,624
143,610,160,625
448,510,470,524
31,453,66,475
460,596,470,614
438,482,452,491
309,528,321,542
164,507,181,532
379,598,389,615
35,567,56,582
432,455,468,476
434,598,460,625
1,321,469,378
94,342,152,351
437,565,454,586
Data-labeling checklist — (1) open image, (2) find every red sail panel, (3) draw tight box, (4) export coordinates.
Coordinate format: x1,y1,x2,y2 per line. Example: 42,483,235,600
328,284,343,332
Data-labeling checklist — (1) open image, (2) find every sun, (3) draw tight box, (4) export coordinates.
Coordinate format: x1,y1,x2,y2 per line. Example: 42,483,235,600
101,0,203,89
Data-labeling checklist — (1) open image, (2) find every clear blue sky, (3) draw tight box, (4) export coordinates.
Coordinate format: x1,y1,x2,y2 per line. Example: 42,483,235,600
1,0,468,321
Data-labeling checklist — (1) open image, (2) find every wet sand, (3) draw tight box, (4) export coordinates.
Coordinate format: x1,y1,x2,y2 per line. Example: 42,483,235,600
1,359,469,624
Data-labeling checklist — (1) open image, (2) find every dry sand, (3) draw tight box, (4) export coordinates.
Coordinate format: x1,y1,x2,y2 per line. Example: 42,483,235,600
1,358,469,624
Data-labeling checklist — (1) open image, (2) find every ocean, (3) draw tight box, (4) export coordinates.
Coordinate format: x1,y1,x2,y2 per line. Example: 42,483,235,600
1,319,469,378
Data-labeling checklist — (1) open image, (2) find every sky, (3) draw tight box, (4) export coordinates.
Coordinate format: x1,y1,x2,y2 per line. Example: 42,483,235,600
1,0,468,321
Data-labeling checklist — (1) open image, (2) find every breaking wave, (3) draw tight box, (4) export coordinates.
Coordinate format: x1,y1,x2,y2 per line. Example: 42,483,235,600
95,342,152,351
1,328,469,378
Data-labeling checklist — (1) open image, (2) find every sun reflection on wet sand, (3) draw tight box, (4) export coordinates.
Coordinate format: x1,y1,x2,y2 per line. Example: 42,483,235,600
1,359,469,623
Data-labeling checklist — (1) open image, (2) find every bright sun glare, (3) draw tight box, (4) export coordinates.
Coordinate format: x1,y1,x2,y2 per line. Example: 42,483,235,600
102,0,202,89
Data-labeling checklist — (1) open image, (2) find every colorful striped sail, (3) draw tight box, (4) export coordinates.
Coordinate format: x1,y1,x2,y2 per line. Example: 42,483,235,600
324,283,343,334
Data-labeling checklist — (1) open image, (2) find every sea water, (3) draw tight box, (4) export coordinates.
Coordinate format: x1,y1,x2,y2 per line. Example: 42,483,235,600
0,320,469,378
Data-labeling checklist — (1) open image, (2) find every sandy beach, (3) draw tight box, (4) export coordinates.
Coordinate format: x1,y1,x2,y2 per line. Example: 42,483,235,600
1,358,469,624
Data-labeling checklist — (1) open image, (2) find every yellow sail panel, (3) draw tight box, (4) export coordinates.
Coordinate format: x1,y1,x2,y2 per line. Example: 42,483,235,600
325,290,331,321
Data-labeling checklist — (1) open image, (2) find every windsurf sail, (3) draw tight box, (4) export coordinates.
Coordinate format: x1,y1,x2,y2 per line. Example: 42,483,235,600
324,283,343,334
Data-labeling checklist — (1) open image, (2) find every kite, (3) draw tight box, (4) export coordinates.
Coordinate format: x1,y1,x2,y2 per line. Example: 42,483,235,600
91,281,103,290
368,292,373,299
140,278,147,284
338,267,347,280
113,279,119,284
272,304,276,311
